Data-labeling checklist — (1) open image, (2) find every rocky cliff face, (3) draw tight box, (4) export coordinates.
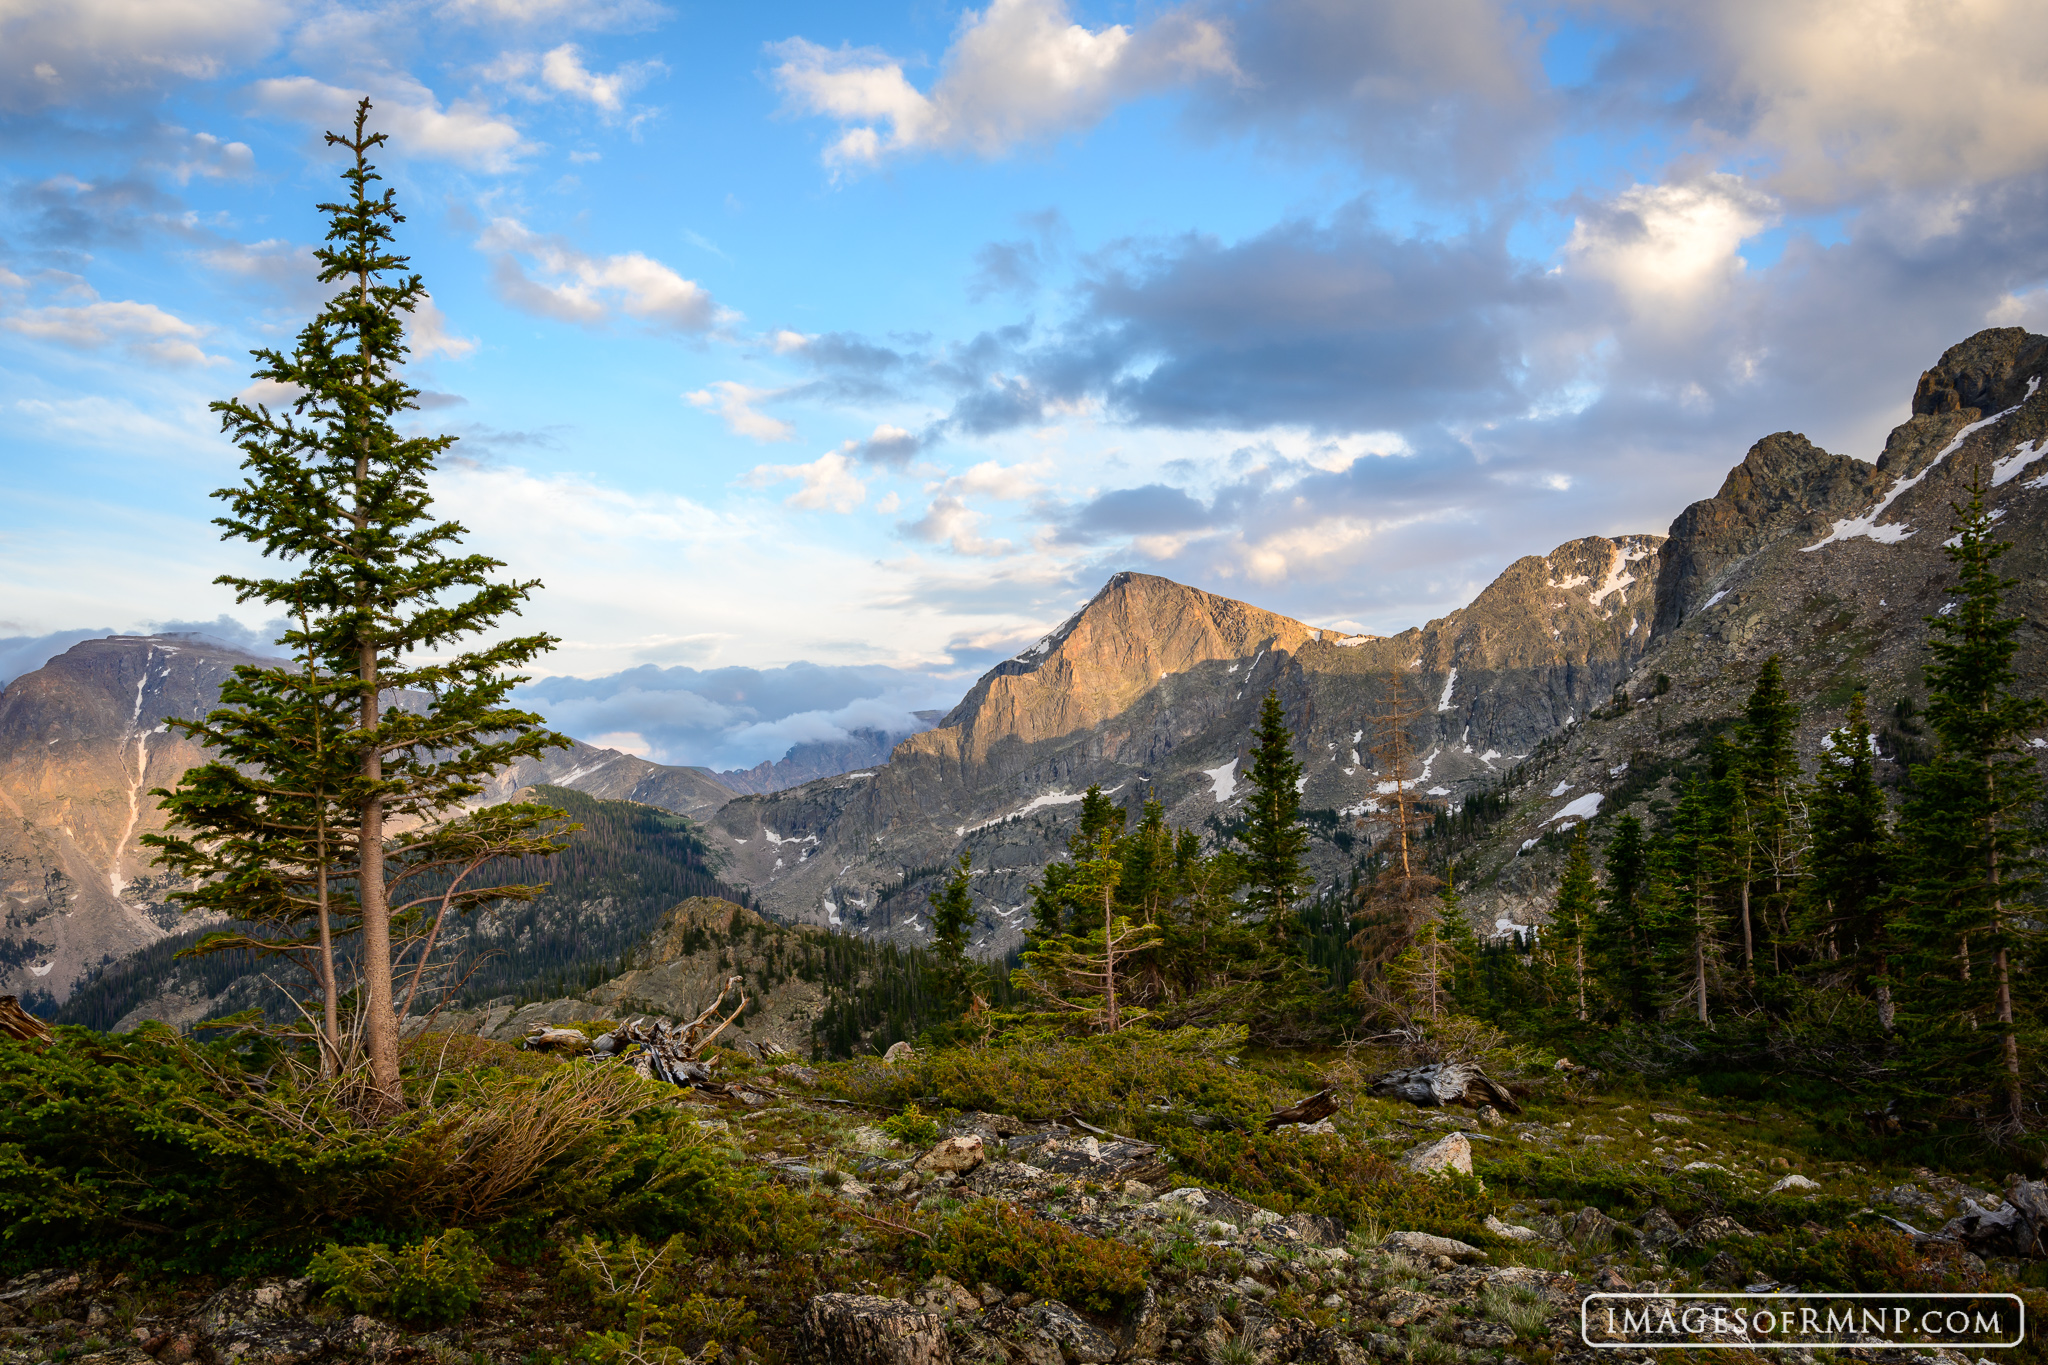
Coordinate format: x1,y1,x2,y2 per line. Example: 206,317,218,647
1445,326,2048,937
0,639,734,1003
710,537,1665,957
709,327,2048,959
0,635,264,1003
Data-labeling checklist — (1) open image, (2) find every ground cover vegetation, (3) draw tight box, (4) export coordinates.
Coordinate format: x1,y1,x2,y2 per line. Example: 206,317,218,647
5,112,2047,1364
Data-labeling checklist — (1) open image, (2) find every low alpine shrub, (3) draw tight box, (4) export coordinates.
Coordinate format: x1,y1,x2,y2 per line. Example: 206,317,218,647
307,1228,489,1326
914,1201,1147,1314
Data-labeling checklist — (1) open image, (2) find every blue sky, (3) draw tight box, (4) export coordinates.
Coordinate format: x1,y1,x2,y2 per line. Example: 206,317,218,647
6,0,2048,769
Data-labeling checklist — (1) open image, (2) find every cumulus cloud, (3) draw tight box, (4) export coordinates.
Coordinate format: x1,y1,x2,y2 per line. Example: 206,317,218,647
688,380,795,442
439,0,666,30
515,660,961,771
252,75,529,172
771,0,1234,170
1631,0,2048,206
410,295,479,361
143,614,289,655
162,129,256,183
1565,174,1779,322
0,280,220,366
1190,0,1550,193
900,495,1013,556
743,449,867,512
487,43,661,117
482,216,726,331
0,0,287,111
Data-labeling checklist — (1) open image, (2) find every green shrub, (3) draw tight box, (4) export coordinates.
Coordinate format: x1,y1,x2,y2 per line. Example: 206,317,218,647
1720,1226,1983,1293
1162,1129,1491,1242
913,1201,1147,1314
881,1104,940,1147
560,1233,758,1364
827,1028,1277,1129
0,1027,794,1275
306,1229,489,1325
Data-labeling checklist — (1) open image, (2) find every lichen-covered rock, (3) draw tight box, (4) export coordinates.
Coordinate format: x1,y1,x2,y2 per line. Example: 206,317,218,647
1020,1301,1119,1363
1768,1173,1819,1194
1380,1231,1486,1263
915,1136,986,1173
798,1294,953,1365
1397,1131,1471,1176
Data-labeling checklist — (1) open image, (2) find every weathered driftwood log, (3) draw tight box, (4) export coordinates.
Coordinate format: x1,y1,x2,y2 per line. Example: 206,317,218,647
0,996,52,1045
586,976,750,1090
1367,1062,1520,1113
523,1026,591,1053
1264,1087,1340,1131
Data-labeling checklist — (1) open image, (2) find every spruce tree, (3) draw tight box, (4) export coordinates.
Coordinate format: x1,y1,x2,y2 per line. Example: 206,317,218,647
1551,825,1598,1021
927,852,977,1003
1238,689,1309,942
1893,480,2046,1129
1652,777,1732,1024
1800,694,1898,1028
1731,656,1802,975
152,102,567,1110
1593,815,1656,1020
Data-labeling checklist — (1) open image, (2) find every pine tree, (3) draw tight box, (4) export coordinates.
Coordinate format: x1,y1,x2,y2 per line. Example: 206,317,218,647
1238,689,1309,942
1652,777,1732,1024
149,102,568,1110
1551,825,1598,1021
1014,829,1161,1032
1800,694,1898,1028
927,852,977,1005
1893,480,2047,1129
1593,815,1656,1020
1731,656,1802,975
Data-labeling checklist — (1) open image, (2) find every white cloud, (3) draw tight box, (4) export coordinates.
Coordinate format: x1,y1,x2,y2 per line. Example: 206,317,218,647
0,0,287,110
1,292,219,366
1565,174,1778,320
439,0,666,29
251,75,529,172
688,380,795,442
938,457,1050,501
486,43,660,117
410,294,478,360
772,329,815,353
541,43,652,114
772,0,1235,169
481,216,726,331
1671,0,2048,203
164,129,256,183
744,449,867,512
901,494,1013,556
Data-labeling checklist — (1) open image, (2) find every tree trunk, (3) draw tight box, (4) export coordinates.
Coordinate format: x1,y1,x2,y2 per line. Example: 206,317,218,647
1739,876,1753,974
359,638,399,1112
1101,882,1117,1034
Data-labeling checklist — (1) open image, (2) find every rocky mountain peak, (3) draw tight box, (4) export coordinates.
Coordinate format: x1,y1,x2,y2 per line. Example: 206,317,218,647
1652,432,1881,635
909,571,1321,772
1909,326,2048,418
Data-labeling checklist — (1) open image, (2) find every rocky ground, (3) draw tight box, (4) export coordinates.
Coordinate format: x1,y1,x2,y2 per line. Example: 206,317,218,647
6,1055,2035,1365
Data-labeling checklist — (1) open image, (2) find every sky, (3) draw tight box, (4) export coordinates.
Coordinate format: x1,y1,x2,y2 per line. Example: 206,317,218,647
5,0,2048,769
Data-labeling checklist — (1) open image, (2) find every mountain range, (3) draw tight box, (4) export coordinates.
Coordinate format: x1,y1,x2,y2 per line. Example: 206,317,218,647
6,326,2046,1006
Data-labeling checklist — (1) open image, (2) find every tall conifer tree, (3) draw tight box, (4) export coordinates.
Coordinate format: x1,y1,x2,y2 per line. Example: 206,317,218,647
1552,825,1598,1021
151,103,568,1109
1893,481,2046,1128
1731,656,1802,974
1800,694,1898,1028
1594,816,1656,1020
1239,689,1309,942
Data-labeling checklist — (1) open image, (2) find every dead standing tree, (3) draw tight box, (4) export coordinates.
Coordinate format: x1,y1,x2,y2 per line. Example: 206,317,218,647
1349,672,1445,1020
